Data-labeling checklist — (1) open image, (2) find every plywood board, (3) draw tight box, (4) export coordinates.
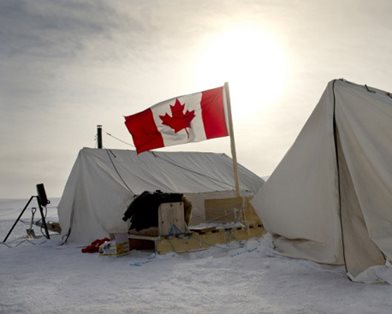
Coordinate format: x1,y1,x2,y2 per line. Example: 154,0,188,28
158,202,187,236
205,197,243,223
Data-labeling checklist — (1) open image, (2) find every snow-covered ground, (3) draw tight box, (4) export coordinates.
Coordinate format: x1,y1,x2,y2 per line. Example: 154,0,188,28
1,199,392,314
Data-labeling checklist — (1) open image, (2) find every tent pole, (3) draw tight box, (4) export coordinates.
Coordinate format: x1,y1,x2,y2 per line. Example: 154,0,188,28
224,82,241,198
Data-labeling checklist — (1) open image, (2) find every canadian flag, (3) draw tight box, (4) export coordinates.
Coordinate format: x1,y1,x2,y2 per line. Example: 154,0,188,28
124,86,229,154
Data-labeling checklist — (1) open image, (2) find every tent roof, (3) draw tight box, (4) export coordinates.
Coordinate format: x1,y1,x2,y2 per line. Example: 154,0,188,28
75,147,263,195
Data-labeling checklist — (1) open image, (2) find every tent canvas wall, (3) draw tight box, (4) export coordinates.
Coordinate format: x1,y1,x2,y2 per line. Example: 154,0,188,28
58,148,264,243
252,79,392,281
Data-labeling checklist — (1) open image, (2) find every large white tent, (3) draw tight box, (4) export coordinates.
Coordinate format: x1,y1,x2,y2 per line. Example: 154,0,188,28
58,148,264,243
252,79,392,281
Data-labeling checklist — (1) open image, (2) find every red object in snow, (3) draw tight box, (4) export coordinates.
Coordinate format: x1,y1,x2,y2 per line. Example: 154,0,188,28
81,237,111,253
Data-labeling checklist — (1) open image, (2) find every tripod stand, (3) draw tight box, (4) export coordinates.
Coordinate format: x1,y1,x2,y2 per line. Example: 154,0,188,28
2,186,51,243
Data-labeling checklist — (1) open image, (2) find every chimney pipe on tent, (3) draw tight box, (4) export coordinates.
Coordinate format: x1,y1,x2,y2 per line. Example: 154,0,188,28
97,125,103,149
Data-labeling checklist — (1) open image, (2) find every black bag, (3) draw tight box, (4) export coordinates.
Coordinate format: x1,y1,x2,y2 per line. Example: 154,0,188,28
122,190,183,231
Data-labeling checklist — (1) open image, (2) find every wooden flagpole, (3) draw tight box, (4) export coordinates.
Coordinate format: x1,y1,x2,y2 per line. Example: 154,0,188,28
224,82,241,198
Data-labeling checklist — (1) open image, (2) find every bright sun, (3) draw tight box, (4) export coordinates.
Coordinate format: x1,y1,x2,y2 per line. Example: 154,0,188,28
196,25,287,120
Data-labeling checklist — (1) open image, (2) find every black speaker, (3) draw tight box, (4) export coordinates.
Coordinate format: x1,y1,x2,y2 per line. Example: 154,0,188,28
36,183,50,207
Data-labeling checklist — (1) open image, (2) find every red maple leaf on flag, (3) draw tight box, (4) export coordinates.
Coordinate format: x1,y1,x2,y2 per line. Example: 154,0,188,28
159,99,195,136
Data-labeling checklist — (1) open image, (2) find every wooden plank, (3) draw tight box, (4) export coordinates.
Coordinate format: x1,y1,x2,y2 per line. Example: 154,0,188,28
158,202,187,236
155,225,265,254
206,195,263,226
128,234,160,241
189,225,217,234
205,197,243,223
156,233,207,254
242,197,262,226
129,227,159,237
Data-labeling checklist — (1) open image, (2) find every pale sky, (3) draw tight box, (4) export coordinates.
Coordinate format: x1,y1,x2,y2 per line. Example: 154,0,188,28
1,0,392,198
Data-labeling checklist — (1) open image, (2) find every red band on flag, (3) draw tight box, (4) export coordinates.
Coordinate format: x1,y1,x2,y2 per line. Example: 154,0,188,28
124,85,229,154
124,109,164,154
201,87,229,139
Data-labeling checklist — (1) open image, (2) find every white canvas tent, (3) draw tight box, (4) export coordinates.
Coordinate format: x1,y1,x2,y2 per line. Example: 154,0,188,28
252,79,392,281
58,148,264,243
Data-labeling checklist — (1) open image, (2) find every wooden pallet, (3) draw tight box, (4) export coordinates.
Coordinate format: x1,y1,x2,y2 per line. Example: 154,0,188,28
128,197,264,254
129,224,265,254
